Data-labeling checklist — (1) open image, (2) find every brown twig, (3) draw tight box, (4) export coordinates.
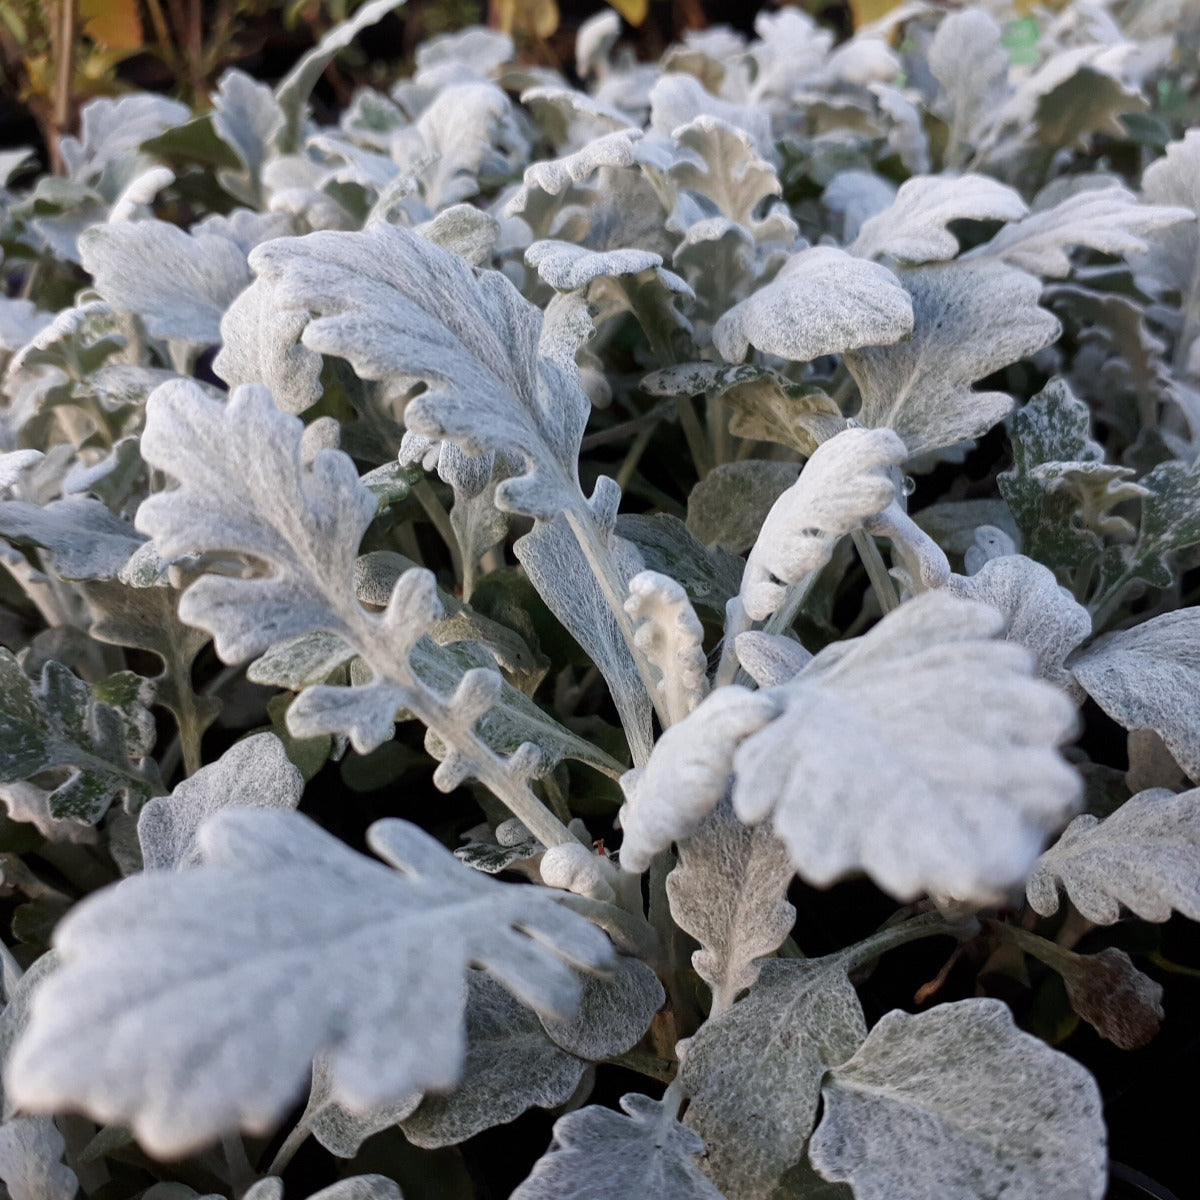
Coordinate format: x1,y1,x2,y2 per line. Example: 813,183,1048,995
50,0,75,174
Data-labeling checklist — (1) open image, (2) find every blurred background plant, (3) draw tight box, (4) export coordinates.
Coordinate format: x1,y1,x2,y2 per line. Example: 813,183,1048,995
0,0,885,173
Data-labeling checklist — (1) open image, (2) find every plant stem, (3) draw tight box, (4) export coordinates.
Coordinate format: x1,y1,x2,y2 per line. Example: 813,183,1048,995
343,609,578,852
412,479,463,585
673,395,714,478
51,0,75,175
851,528,900,615
607,1048,676,1084
265,1121,310,1177
837,911,975,973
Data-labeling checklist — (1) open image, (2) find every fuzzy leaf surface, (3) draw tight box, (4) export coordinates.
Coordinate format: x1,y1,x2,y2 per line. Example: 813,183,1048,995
713,246,913,364
680,957,865,1200
137,734,304,870
732,592,1081,901
666,802,795,1010
1028,786,1200,924
6,809,614,1157
1070,609,1200,780
846,261,1060,458
809,999,1106,1200
0,652,158,823
510,1094,724,1200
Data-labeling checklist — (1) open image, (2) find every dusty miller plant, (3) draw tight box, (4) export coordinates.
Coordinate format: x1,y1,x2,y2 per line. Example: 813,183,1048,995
0,1,1199,1197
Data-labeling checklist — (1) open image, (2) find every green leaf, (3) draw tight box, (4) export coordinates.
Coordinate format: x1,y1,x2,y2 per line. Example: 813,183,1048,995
0,651,160,824
1091,458,1200,613
998,378,1143,577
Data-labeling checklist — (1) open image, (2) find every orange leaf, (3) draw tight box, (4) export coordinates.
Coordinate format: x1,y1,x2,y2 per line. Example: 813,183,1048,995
80,0,143,52
848,0,904,28
608,0,648,26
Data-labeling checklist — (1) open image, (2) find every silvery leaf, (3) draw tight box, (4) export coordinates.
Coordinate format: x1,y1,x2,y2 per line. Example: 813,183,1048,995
849,174,1026,264
400,973,586,1149
248,1177,400,1200
616,513,743,618
618,687,781,874
0,302,52,354
1027,786,1200,924
808,998,1106,1200
996,378,1139,574
273,0,407,153
306,1178,400,1200
712,246,914,364
687,460,800,555
6,809,614,1157
136,380,376,664
213,278,323,415
0,652,159,824
1069,609,1200,781
927,10,1009,167
741,427,906,621
1134,133,1199,362
408,83,528,210
526,242,663,292
0,498,144,581
507,131,643,216
944,555,1091,690
823,169,897,243
0,1117,78,1200
967,185,1192,278
624,572,707,725
301,1055,420,1159
1090,461,1200,620
0,957,77,1200
680,957,865,1200
650,74,774,164
538,953,664,1062
669,117,797,245
210,70,283,203
414,204,500,265
846,261,1060,458
82,572,220,774
732,592,1082,901
666,801,795,1011
79,220,251,346
137,733,304,870
733,632,811,688
510,1094,724,1200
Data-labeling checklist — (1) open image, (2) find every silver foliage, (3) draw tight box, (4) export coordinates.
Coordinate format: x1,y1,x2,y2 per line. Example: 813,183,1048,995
808,999,1106,1200
5,809,614,1157
1028,786,1200,924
